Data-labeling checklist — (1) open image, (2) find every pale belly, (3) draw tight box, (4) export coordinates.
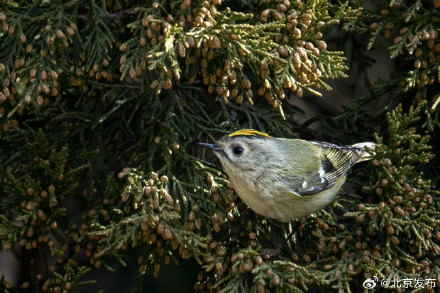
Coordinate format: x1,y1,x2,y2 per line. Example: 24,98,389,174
230,176,345,222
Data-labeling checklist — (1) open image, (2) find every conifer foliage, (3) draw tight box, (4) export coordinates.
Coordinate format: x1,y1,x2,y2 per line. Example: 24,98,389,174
0,0,439,292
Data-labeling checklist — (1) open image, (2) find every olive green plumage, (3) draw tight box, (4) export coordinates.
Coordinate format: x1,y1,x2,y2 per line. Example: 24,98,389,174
200,129,376,221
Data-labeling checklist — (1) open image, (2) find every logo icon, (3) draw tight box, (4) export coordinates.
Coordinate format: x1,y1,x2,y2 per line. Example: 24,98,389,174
363,276,378,289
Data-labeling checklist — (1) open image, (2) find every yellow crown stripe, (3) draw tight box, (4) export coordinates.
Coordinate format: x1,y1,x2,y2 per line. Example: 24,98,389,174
229,129,271,139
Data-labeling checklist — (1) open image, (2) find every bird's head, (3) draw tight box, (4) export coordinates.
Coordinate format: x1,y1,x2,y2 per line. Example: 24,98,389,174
199,129,273,174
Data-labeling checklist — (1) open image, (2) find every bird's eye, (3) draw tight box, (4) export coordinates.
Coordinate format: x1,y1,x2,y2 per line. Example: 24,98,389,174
233,146,243,155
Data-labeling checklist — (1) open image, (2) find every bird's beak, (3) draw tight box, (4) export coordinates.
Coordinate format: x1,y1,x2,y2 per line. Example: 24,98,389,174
198,143,222,152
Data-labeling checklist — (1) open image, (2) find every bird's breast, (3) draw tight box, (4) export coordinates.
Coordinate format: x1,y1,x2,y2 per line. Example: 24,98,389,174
228,172,345,221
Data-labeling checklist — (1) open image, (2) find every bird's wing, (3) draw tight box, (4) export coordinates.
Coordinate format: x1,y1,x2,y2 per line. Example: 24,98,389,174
292,141,366,196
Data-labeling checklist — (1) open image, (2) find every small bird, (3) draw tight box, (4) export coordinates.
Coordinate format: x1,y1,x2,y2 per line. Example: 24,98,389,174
199,129,376,222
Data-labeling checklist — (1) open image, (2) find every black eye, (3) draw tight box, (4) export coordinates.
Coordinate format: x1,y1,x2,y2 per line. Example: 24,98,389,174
233,147,243,155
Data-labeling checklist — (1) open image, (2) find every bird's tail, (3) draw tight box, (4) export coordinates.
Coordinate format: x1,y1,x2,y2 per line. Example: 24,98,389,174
351,142,377,162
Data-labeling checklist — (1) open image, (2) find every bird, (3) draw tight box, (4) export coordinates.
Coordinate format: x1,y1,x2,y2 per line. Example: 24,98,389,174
199,129,376,222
